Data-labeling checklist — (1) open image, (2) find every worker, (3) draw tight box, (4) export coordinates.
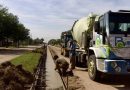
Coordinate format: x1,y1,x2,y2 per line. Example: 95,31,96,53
69,40,77,70
53,55,69,76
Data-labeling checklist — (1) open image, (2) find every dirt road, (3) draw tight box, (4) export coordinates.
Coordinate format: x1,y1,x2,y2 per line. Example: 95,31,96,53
0,46,41,64
51,46,130,90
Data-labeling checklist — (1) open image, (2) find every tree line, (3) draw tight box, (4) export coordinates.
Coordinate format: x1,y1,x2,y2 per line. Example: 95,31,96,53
0,5,44,47
48,39,61,46
28,38,44,45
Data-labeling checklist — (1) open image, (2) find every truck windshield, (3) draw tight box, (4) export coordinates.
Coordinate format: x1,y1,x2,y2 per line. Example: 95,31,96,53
109,13,130,34
110,22,130,34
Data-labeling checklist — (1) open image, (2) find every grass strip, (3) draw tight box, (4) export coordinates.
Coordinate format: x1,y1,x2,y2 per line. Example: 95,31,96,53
11,52,41,73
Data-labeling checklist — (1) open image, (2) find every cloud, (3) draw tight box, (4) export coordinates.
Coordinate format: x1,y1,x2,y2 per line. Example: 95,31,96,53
0,0,130,42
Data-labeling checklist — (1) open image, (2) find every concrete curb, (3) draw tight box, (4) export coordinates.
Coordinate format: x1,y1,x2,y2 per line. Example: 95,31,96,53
46,47,65,90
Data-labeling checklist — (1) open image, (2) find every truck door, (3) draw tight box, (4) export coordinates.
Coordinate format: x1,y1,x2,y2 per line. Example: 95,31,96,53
99,16,107,45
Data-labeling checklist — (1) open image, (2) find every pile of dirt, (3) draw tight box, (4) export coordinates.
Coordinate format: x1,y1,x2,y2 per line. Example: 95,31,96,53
0,61,34,90
63,76,85,90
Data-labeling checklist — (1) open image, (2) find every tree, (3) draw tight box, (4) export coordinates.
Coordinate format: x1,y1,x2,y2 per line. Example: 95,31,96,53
48,39,57,45
48,39,62,46
41,38,44,43
0,5,30,47
12,23,30,47
0,5,8,46
3,13,19,47
33,38,44,45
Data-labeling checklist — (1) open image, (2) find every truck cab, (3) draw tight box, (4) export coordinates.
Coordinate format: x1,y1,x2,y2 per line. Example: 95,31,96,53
88,10,130,81
61,31,73,57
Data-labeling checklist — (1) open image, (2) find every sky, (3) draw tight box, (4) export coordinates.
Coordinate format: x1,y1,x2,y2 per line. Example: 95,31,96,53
0,0,130,42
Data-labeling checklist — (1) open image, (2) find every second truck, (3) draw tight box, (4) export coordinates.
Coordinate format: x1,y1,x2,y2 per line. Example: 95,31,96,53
61,10,130,81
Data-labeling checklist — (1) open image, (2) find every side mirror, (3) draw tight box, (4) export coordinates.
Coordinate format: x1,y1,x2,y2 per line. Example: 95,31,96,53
94,21,100,33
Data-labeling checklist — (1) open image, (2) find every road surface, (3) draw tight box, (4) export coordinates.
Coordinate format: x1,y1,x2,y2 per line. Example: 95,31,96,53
51,46,130,90
0,46,41,64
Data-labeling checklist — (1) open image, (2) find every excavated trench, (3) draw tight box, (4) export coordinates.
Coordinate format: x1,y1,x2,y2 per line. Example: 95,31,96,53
30,46,64,90
48,46,66,89
30,47,47,90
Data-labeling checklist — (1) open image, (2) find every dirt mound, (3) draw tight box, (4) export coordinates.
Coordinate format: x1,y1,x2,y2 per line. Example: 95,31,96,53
63,76,85,90
0,61,34,90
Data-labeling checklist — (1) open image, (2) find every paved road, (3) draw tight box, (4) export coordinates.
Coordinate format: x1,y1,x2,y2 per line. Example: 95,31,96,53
51,46,130,90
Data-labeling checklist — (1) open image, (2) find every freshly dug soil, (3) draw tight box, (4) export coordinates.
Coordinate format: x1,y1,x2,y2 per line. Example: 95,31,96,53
49,46,85,90
0,61,34,90
63,75,85,90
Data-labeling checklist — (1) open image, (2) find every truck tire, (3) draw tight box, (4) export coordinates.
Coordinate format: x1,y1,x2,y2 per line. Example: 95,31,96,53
88,55,101,81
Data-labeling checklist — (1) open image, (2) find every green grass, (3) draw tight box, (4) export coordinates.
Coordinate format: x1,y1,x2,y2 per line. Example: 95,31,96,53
11,52,41,73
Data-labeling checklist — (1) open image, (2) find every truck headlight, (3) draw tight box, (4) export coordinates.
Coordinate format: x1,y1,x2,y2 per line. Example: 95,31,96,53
111,62,117,68
115,66,121,72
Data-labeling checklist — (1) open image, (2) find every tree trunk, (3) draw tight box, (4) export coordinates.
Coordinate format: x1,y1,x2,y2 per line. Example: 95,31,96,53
17,40,19,48
6,38,9,48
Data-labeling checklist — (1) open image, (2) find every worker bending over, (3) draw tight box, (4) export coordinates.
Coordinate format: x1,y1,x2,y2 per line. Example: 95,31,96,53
53,55,69,76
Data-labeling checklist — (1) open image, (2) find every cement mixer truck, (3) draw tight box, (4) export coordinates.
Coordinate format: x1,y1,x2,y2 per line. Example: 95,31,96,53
61,10,130,81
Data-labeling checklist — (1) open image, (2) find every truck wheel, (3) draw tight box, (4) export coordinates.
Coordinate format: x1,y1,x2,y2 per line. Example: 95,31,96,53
88,55,101,81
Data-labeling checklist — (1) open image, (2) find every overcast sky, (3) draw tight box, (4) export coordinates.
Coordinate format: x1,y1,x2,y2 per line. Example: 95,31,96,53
0,0,130,42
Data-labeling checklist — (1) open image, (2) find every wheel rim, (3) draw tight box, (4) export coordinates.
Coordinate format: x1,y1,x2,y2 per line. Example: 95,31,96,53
88,59,95,77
